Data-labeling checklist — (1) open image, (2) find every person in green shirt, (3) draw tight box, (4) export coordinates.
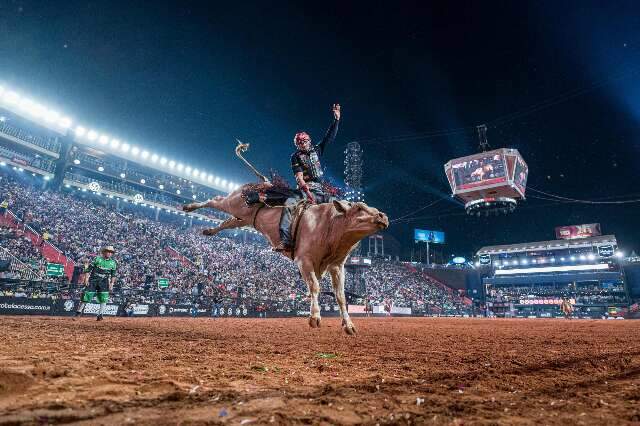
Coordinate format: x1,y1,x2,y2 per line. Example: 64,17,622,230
74,246,117,321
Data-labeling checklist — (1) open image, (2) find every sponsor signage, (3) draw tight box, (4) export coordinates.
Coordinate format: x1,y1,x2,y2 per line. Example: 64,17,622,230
157,304,208,317
157,278,169,289
348,304,366,313
82,303,120,316
0,297,54,315
598,245,615,258
519,298,575,305
347,257,372,266
479,254,492,265
414,229,445,244
555,223,602,240
46,263,65,277
129,304,150,316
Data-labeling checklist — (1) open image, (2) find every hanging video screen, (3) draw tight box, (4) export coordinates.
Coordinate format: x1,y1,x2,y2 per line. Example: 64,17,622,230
451,153,506,190
514,156,528,191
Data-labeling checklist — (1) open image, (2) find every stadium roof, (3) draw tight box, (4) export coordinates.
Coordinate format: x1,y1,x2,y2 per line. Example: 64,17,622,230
0,81,240,193
476,235,617,255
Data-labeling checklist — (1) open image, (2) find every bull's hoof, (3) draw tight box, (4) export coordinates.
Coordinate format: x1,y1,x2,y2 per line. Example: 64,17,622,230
182,203,197,212
342,319,357,335
203,228,217,236
308,316,321,328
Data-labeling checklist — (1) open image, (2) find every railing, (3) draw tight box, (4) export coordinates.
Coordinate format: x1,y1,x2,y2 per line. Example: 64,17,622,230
0,245,46,281
2,209,75,280
0,120,61,154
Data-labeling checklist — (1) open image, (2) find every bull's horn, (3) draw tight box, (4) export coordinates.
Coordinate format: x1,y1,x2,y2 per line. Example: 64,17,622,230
235,139,270,183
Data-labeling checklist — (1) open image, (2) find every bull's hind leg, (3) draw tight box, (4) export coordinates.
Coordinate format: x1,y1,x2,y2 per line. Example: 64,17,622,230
297,259,321,328
183,195,225,212
329,265,356,335
202,217,244,236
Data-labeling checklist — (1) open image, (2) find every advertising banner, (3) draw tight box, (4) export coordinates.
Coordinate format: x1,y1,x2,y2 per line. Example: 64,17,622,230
598,245,615,257
46,263,65,277
348,304,366,313
414,229,445,244
80,302,120,316
126,304,151,316
0,297,54,315
555,223,602,240
156,304,208,317
390,306,412,315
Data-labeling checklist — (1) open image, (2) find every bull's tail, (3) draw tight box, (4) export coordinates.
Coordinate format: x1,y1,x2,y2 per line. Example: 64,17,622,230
235,139,270,183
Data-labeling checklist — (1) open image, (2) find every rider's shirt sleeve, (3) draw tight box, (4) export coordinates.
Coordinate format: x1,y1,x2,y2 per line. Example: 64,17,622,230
110,261,117,279
291,152,304,174
315,119,339,156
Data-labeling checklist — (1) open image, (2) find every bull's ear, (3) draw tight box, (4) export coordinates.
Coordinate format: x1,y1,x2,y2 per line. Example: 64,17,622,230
333,200,350,214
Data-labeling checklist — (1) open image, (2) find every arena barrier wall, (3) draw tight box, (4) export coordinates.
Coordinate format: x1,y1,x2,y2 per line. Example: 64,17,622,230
0,296,56,315
0,297,346,318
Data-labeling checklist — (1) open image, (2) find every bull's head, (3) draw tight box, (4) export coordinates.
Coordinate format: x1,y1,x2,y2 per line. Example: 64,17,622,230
332,200,389,238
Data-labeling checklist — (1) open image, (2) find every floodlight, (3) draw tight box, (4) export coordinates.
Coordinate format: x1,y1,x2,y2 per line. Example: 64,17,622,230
45,110,60,123
59,117,72,128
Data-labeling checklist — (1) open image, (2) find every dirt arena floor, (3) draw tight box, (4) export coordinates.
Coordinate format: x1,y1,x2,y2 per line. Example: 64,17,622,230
0,317,639,425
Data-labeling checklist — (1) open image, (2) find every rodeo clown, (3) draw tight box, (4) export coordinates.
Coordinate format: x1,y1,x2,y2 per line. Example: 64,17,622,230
74,246,117,321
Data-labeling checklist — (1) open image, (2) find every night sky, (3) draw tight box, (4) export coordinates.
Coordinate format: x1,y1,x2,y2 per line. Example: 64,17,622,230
1,0,639,259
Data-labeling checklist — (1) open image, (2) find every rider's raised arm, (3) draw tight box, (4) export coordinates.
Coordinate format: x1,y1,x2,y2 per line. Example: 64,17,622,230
315,103,340,156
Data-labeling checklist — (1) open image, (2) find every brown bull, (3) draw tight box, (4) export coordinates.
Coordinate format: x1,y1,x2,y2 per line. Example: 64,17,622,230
184,184,389,334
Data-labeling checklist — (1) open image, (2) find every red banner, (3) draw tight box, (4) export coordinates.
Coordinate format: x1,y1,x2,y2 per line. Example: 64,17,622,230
555,223,602,240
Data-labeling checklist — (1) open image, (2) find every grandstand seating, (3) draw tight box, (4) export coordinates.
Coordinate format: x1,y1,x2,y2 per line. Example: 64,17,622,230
0,119,61,154
0,173,469,314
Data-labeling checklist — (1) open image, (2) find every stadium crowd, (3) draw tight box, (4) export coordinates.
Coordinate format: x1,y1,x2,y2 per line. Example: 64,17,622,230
0,174,469,314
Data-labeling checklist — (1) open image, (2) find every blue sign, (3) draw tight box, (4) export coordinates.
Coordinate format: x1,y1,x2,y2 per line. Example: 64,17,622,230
414,229,445,244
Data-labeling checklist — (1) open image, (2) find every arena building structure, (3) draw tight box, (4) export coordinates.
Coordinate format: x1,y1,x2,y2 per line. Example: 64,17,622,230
0,82,260,277
476,235,630,318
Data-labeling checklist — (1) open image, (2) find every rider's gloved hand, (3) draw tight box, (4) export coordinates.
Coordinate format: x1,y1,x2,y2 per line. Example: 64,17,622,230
302,186,316,204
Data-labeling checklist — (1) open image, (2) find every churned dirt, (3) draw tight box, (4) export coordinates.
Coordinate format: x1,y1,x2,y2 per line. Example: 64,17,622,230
0,316,639,425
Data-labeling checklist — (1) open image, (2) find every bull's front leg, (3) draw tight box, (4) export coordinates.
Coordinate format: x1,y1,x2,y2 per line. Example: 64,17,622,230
297,259,321,328
329,265,356,335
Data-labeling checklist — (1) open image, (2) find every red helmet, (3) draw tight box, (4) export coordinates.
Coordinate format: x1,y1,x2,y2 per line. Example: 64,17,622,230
294,131,311,146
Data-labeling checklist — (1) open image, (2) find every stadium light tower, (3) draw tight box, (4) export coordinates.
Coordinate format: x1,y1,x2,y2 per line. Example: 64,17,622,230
344,141,363,202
